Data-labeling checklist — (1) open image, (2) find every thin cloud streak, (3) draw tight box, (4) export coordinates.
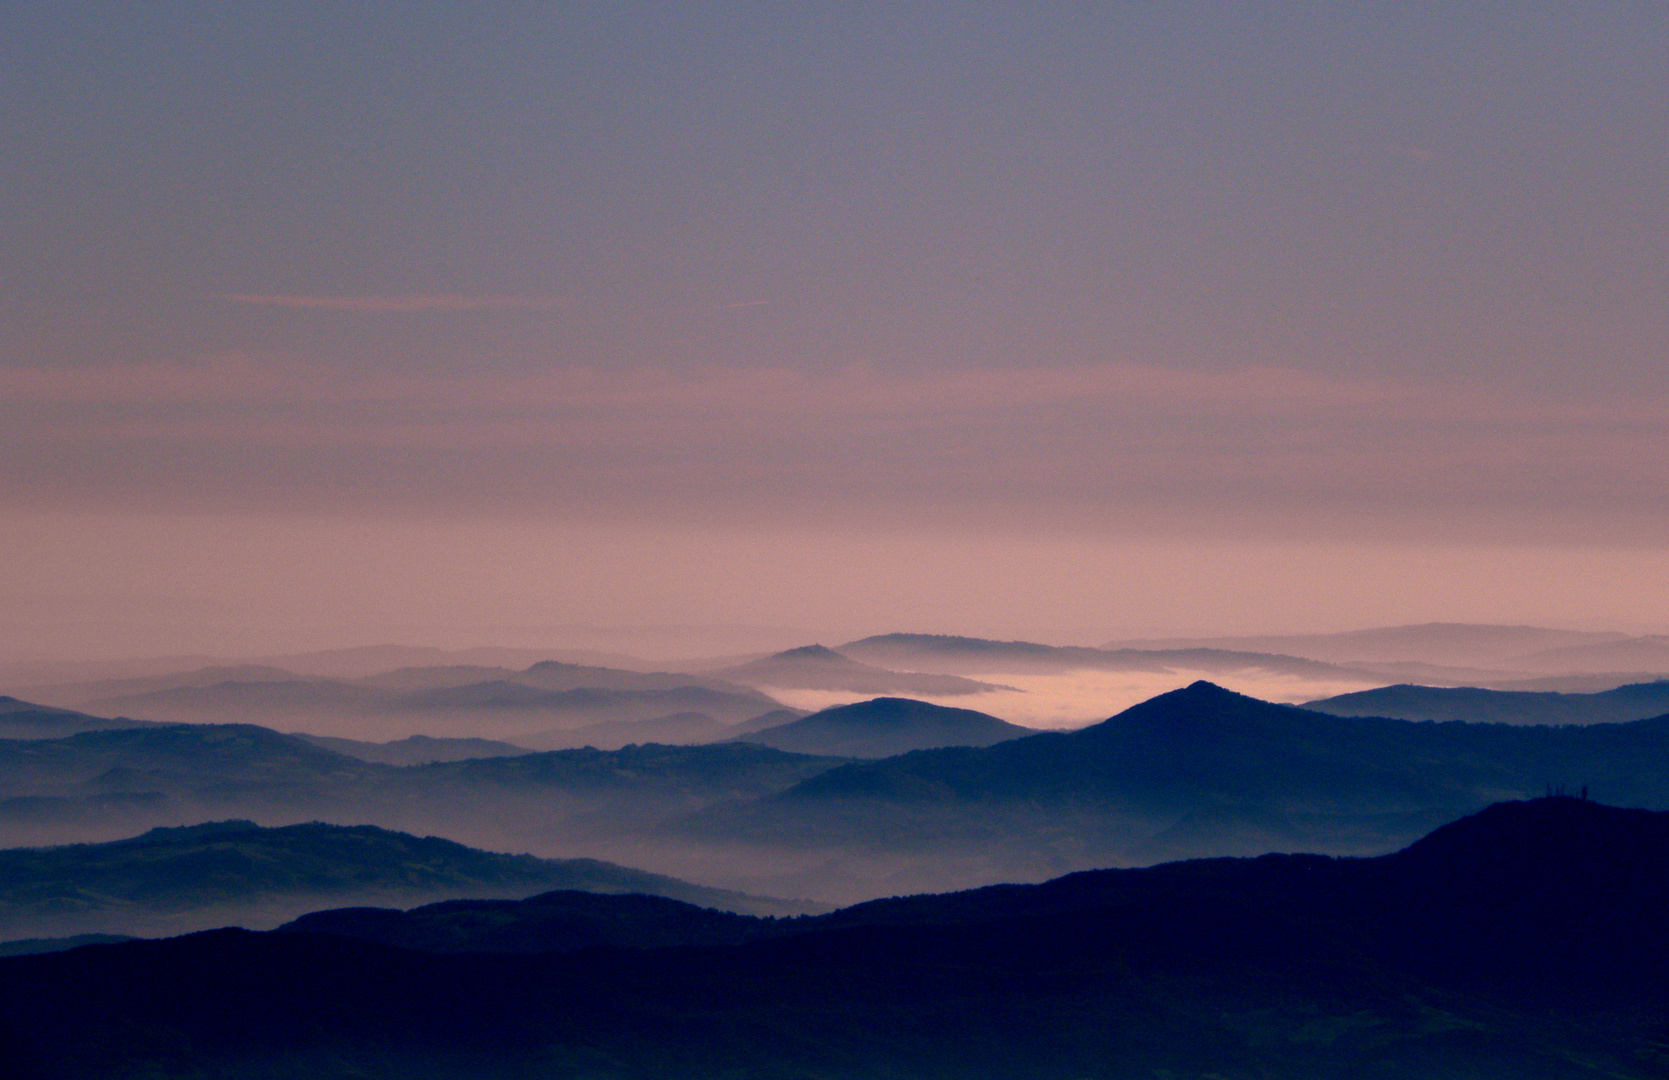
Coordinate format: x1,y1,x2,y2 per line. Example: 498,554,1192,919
0,357,1659,423
220,294,566,314
2,358,1664,544
0,359,1404,414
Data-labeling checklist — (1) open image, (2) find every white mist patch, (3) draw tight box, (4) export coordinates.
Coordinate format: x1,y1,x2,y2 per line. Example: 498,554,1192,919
758,669,1388,731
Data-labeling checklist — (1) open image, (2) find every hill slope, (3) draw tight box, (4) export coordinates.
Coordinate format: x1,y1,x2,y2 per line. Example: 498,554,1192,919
1306,679,1669,725
0,799,1663,1078
678,681,1669,896
0,697,158,740
0,819,806,940
733,696,1036,757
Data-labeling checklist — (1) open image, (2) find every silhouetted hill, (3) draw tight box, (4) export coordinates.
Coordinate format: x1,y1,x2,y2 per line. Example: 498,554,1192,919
0,819,807,940
0,725,384,845
680,681,1669,893
0,933,135,957
769,680,1452,806
711,645,1011,695
292,732,531,764
409,741,839,803
280,889,777,954
362,741,850,854
0,697,158,740
1,799,1663,1078
0,721,849,860
733,696,1036,757
0,723,371,795
1308,680,1669,725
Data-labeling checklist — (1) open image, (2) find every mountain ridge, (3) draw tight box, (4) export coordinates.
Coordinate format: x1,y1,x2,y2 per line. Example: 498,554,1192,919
732,696,1036,757
0,818,812,941
1307,679,1669,725
2,797,1663,1078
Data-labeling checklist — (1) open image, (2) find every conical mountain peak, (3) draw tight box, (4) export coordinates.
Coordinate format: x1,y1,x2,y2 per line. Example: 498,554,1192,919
1070,680,1288,738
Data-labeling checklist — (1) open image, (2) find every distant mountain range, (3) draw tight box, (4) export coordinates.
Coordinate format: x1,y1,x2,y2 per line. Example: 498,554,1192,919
56,661,785,740
1105,621,1669,677
13,679,1669,903
733,696,1037,757
0,798,1662,1078
839,632,1372,680
0,644,652,694
1306,679,1669,725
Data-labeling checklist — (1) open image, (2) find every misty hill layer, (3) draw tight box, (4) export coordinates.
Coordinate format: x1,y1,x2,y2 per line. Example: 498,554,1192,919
678,681,1669,894
80,661,784,733
1307,679,1669,725
709,644,1011,695
0,723,373,797
840,631,1371,681
733,696,1036,757
0,722,847,862
2,798,1663,1078
291,732,531,764
1102,622,1624,668
0,697,158,740
0,819,805,941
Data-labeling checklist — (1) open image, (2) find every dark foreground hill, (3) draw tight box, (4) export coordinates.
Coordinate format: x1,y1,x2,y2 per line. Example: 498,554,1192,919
1307,679,1669,725
0,819,805,941
280,889,774,954
1,799,1665,1078
732,696,1037,757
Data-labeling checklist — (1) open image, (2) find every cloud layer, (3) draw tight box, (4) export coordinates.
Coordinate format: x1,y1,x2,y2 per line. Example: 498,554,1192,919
3,358,1662,544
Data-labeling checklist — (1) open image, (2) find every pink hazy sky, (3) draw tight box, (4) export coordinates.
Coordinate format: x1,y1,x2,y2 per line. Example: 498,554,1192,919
1,4,1665,659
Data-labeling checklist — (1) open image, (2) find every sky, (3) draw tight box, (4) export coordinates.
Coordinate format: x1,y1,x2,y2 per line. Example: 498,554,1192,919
2,3,1667,660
